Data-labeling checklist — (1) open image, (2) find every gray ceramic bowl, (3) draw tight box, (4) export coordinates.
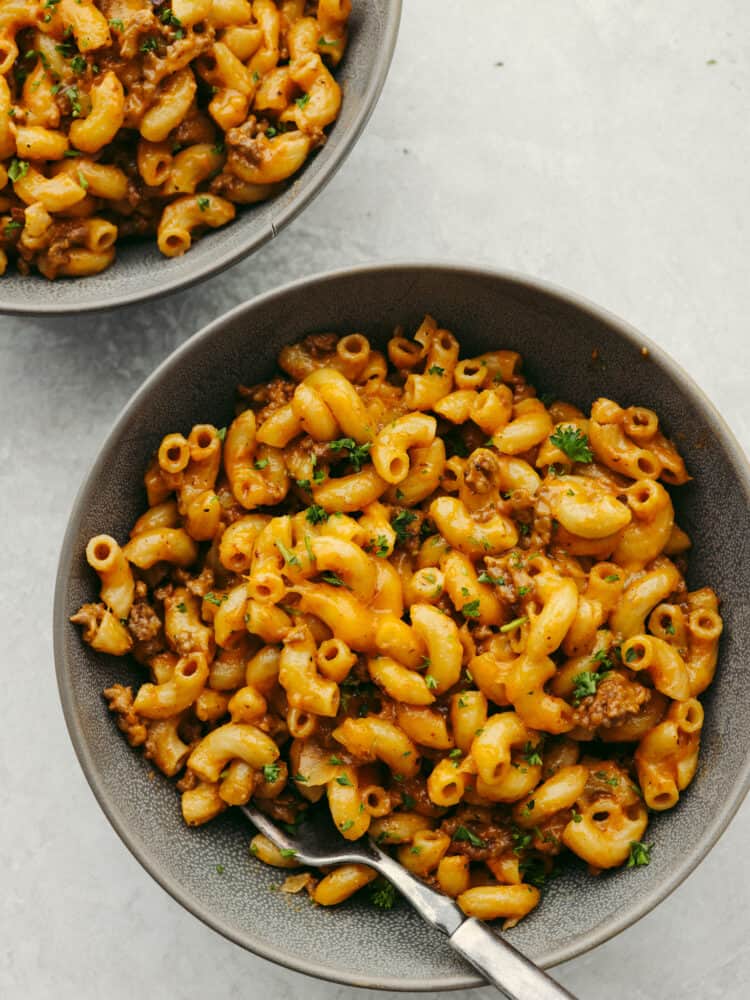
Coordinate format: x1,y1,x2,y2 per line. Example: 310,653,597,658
0,2,400,316
54,263,750,991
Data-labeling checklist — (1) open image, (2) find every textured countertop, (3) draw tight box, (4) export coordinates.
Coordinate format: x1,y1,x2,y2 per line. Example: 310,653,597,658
2,1,749,997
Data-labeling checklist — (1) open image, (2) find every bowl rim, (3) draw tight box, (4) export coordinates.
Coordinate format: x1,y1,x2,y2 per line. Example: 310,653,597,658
0,2,402,317
53,261,750,991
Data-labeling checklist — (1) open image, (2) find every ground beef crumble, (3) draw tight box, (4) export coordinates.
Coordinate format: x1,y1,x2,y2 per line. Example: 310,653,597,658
572,671,651,730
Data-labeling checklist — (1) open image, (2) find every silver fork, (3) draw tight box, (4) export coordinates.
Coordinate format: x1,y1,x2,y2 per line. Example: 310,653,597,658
241,803,575,999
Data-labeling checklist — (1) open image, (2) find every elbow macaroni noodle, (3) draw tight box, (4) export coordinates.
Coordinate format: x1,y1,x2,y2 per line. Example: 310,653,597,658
0,0,350,278
73,316,722,925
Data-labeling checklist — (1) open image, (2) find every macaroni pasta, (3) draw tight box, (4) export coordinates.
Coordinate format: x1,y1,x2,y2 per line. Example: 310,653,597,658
72,316,722,925
0,0,350,278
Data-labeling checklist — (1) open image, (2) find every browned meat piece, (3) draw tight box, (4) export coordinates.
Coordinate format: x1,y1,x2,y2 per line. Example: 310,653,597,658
393,777,447,819
237,377,296,422
572,671,651,730
441,805,513,861
128,599,162,643
254,792,307,828
103,684,148,747
69,603,105,643
463,449,499,495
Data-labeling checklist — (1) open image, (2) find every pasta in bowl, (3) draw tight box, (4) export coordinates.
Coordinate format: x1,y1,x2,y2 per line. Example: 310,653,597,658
71,316,723,927
55,265,750,989
0,1,400,310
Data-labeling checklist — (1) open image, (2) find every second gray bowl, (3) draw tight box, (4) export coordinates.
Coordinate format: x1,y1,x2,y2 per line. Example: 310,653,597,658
1,1,401,315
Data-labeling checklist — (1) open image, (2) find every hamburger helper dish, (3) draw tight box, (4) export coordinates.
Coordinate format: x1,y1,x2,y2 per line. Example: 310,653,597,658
71,317,723,924
0,0,351,278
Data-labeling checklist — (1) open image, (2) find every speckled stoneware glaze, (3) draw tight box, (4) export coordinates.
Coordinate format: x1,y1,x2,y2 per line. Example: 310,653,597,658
54,264,750,991
0,1,400,316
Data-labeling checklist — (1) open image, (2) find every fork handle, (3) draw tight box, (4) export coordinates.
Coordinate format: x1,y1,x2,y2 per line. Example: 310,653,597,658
449,918,575,1000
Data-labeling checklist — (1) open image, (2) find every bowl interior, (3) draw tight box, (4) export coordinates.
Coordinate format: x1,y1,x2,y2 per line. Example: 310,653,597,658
0,0,400,315
56,264,750,991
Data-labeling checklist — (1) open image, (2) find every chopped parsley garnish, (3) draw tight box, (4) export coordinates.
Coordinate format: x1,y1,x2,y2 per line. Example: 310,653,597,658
500,615,528,633
279,848,297,858
321,572,345,587
523,741,543,766
215,864,225,874
512,828,533,853
305,504,327,524
295,92,311,109
627,841,652,867
461,598,481,618
453,825,486,848
7,159,29,182
478,571,504,586
318,36,340,46
140,37,158,53
372,534,389,557
425,674,438,691
549,426,593,463
175,601,187,613
204,592,226,606
571,809,582,823
401,793,415,810
292,773,308,783
340,819,354,832
519,857,548,888
448,748,463,765
160,9,183,27
409,845,422,855
329,755,343,765
518,584,531,597
253,457,269,469
70,54,87,74
427,364,445,376
391,509,417,543
335,774,353,787
217,427,227,441
604,573,620,583
329,437,371,471
591,648,613,670
664,621,676,635
275,539,300,566
625,646,639,663
77,170,88,190
197,195,210,211
262,763,281,783
369,878,397,909
522,799,535,817
572,669,610,705
109,18,124,30
3,221,22,236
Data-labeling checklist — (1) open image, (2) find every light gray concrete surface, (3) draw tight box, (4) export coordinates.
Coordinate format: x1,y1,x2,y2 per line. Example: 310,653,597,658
1,1,749,997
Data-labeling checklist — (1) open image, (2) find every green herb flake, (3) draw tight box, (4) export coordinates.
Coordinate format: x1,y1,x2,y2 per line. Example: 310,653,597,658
461,598,481,619
275,539,300,567
427,364,445,376
329,437,371,471
7,159,29,183
478,571,504,586
253,457,269,469
295,92,311,109
627,841,652,867
549,426,593,463
197,195,210,211
369,878,397,909
305,504,327,524
500,615,528,633
335,774,353,787
391,509,417,544
453,825,486,848
262,763,281,783
279,848,297,858
340,819,354,832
